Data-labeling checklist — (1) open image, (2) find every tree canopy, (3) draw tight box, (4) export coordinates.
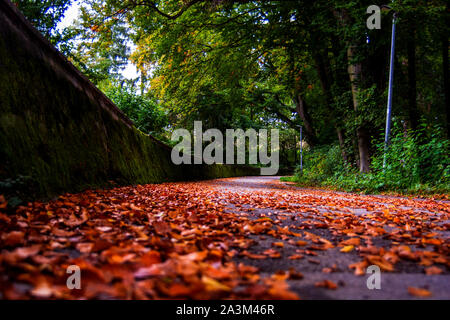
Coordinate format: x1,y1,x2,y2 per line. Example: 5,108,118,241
16,0,450,175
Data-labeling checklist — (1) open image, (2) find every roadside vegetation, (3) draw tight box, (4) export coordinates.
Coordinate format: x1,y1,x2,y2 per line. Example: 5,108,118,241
283,122,449,196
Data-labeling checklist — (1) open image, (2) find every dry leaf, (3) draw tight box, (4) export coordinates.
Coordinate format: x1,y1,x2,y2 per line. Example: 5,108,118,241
408,287,432,297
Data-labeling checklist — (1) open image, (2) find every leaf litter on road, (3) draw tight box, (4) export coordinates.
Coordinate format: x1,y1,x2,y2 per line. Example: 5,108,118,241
0,177,448,299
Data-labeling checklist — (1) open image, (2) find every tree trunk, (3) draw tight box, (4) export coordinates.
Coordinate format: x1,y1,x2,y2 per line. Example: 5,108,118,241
347,45,370,172
312,51,334,110
407,27,418,130
336,127,348,163
443,34,450,138
312,50,351,164
356,127,370,172
293,93,317,146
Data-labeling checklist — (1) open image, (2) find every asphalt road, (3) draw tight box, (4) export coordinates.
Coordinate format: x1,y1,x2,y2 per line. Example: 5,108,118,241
214,176,450,300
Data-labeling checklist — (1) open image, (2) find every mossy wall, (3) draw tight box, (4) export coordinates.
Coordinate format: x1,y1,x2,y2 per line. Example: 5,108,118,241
0,0,258,203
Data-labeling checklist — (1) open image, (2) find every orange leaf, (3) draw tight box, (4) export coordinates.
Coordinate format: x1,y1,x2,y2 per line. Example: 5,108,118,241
202,276,231,292
288,254,304,260
272,242,284,248
424,266,442,275
408,287,432,297
315,280,337,290
339,238,360,246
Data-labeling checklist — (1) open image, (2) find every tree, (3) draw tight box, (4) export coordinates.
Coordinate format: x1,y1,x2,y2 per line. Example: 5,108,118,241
12,0,71,44
57,0,449,171
102,82,168,137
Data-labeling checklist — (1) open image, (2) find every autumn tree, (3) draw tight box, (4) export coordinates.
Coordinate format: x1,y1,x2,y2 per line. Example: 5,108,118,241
55,0,449,171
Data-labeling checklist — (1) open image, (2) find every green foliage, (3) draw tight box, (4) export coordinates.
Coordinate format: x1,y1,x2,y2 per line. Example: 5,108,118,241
289,123,449,194
12,0,71,44
366,122,450,192
102,84,168,137
354,85,383,128
66,7,131,85
0,175,34,207
293,145,346,186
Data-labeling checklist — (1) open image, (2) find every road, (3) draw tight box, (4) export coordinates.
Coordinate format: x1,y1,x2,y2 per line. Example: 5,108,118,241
0,175,448,299
214,176,450,299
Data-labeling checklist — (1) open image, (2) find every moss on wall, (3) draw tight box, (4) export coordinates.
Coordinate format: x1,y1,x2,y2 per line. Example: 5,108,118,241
0,2,258,204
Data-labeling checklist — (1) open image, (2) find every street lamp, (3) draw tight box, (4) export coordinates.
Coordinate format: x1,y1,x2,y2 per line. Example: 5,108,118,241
382,5,398,168
299,125,303,174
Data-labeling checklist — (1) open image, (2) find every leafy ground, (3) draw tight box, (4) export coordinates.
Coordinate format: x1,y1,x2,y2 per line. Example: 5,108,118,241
0,176,449,299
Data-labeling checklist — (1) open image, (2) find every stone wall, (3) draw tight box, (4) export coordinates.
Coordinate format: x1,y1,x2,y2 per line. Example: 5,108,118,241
0,0,258,203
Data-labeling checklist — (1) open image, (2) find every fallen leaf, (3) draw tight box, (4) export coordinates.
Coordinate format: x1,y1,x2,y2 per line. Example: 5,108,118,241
408,287,432,297
339,238,360,246
272,242,284,248
1,231,25,246
340,245,354,253
424,266,442,275
30,277,53,298
315,280,337,290
202,276,231,292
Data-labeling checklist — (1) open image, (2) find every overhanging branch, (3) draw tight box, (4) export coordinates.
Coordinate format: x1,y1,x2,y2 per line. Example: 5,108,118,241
142,0,203,20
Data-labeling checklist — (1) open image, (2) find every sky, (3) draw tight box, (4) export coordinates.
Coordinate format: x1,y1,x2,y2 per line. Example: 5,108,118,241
57,1,140,79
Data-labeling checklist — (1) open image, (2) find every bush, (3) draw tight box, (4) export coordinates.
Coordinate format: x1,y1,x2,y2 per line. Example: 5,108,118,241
288,122,449,194
103,85,168,136
293,144,346,186
367,122,449,193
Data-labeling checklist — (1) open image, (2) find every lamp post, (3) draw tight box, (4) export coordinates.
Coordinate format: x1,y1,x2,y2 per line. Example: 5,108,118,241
299,125,303,174
383,8,398,168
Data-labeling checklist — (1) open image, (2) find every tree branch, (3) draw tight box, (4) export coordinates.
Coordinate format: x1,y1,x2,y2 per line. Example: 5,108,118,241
142,0,203,20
